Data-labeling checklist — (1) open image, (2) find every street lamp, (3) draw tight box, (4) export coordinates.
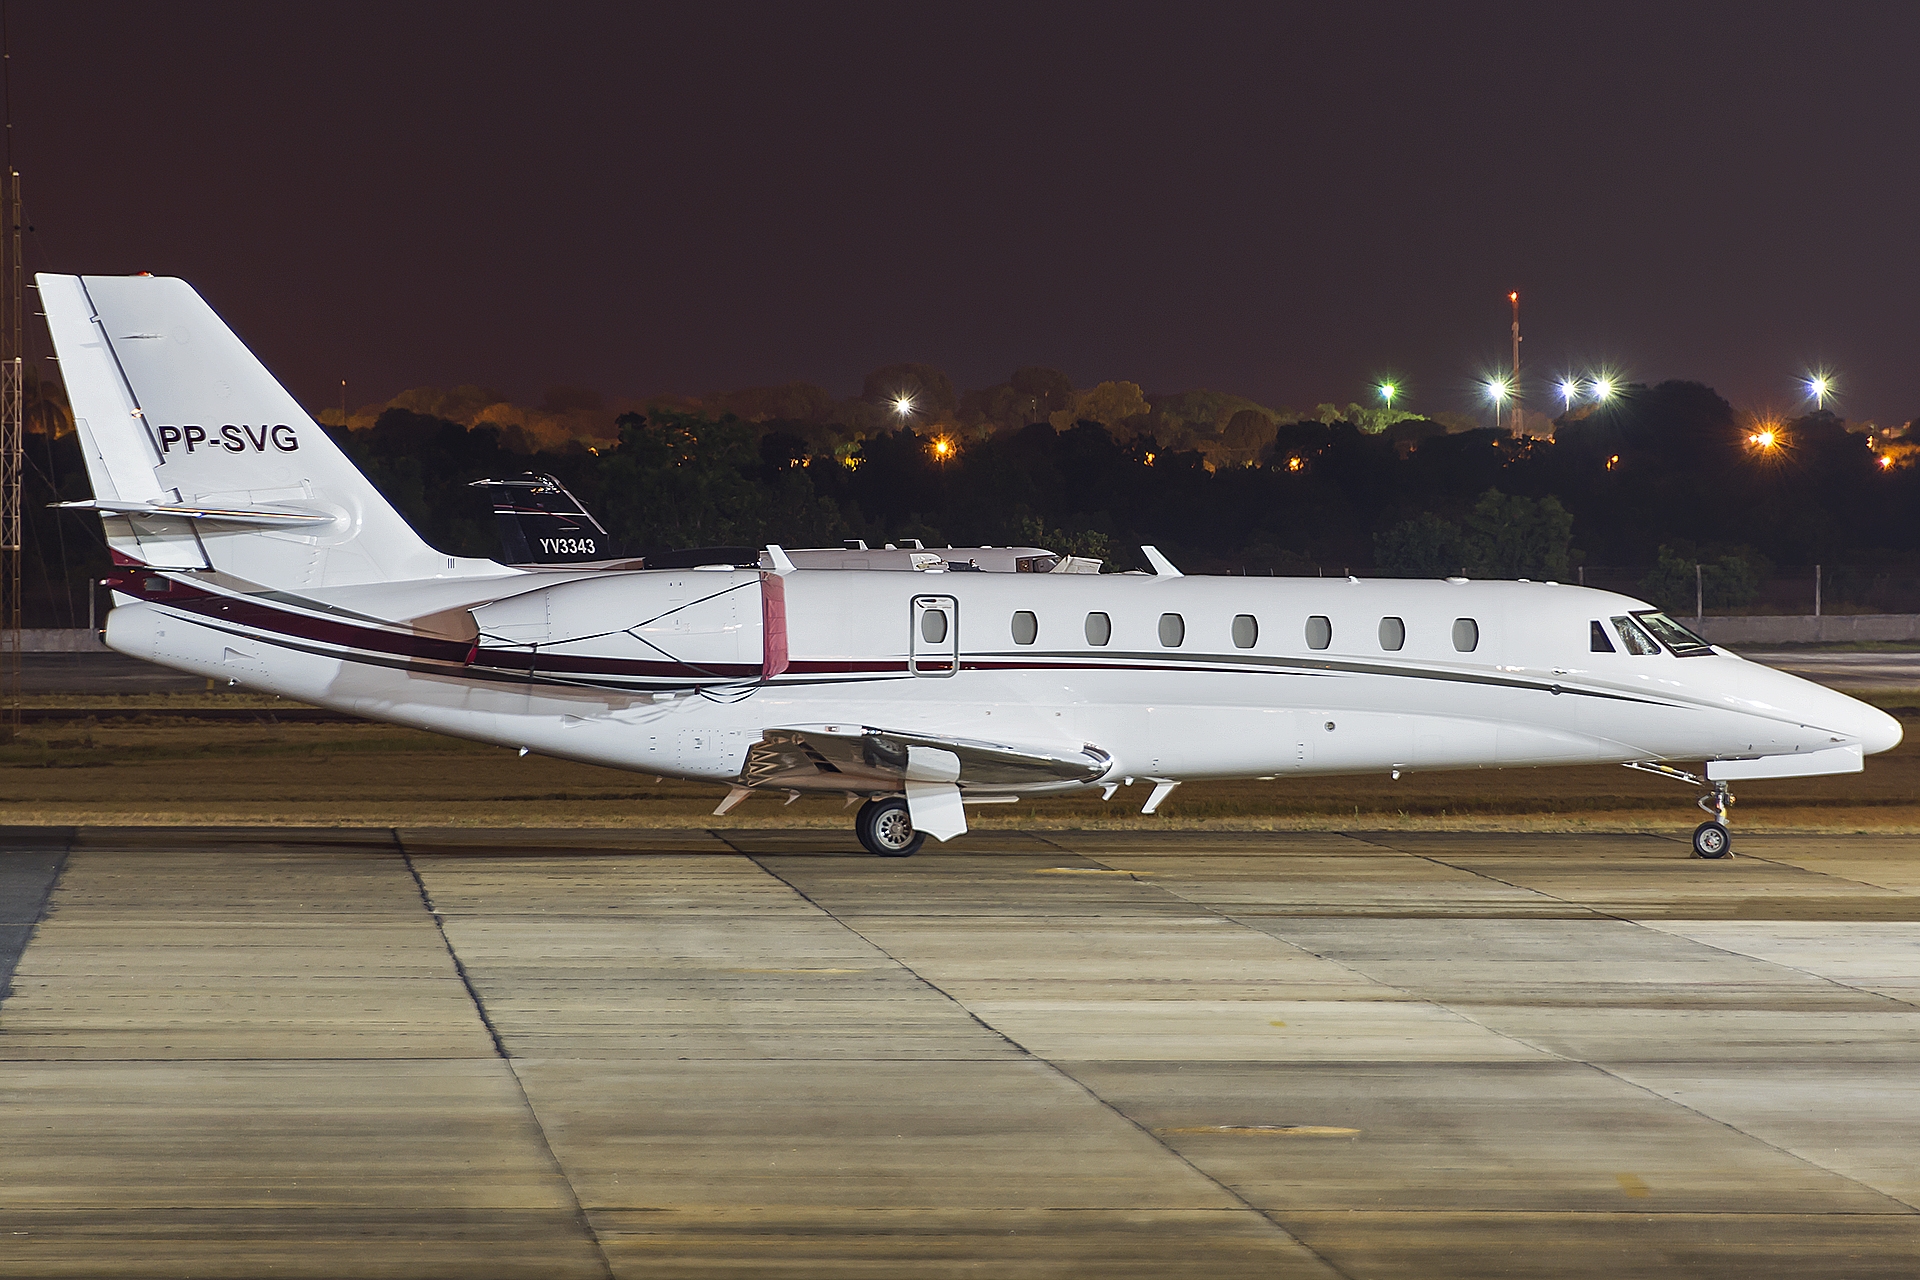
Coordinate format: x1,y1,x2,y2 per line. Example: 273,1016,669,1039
1484,377,1511,428
1557,378,1581,412
892,394,916,426
1805,373,1832,409
1590,377,1616,403
1377,381,1397,409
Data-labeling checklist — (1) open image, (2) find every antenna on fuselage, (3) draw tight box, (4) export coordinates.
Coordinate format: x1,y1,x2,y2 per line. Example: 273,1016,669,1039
1140,546,1182,578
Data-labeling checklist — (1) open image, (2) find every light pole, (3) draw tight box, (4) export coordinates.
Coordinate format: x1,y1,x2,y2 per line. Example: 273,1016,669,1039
1806,374,1832,409
892,395,915,430
1377,381,1397,410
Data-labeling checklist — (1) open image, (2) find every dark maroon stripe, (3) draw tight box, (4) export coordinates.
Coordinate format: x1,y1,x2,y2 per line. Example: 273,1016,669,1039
473,649,761,678
173,594,472,662
106,569,460,662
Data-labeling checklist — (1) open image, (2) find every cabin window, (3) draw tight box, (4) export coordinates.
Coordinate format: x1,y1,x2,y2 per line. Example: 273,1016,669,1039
1611,615,1660,656
1452,618,1479,652
1010,610,1038,645
1379,617,1405,651
1591,620,1616,653
1232,614,1258,648
1085,612,1111,646
1159,613,1185,647
1634,610,1715,657
1305,615,1332,650
921,609,949,644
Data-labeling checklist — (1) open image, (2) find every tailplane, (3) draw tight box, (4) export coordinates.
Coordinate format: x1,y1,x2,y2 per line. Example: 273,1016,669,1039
40,273,499,588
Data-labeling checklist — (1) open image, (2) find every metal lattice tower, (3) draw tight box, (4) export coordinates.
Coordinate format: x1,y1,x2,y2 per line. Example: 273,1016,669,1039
1508,290,1523,437
0,167,18,737
1,0,19,736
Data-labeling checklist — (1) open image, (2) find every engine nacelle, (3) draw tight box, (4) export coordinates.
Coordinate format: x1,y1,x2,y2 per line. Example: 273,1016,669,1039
468,568,786,686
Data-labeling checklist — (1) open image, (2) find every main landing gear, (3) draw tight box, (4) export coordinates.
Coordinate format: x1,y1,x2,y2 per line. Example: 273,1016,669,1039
855,796,924,858
1623,762,1735,859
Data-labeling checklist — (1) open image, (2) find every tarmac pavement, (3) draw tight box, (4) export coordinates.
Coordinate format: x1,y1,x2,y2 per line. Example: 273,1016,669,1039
2,826,1919,1277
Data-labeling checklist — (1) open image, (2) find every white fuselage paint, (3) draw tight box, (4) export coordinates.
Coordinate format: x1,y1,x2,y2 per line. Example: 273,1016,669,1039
103,568,1902,795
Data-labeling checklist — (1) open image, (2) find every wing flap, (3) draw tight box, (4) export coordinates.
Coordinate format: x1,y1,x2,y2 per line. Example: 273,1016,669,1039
741,725,1110,792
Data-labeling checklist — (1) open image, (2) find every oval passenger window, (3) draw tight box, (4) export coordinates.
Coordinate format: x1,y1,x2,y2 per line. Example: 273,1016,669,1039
1305,615,1331,650
1379,617,1405,651
921,609,948,644
1011,610,1037,645
1452,617,1479,652
1232,614,1258,648
1085,612,1111,646
1159,613,1185,647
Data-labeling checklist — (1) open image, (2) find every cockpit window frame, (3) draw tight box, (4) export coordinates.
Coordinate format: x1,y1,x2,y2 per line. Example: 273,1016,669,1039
1630,610,1716,658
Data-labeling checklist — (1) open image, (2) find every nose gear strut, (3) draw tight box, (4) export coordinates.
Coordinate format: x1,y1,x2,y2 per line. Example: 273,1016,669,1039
1622,762,1735,859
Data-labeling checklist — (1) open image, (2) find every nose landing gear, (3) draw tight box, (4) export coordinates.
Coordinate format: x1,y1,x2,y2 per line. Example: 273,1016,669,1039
1623,762,1736,859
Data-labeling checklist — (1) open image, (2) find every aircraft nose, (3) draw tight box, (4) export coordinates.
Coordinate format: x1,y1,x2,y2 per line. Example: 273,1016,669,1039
1856,704,1905,756
1816,685,1905,756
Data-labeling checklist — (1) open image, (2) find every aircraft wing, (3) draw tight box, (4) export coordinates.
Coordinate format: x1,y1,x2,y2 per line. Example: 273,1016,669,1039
741,726,1111,792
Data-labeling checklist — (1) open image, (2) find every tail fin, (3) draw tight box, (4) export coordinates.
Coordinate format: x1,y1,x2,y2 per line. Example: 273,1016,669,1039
470,472,620,565
39,272,498,587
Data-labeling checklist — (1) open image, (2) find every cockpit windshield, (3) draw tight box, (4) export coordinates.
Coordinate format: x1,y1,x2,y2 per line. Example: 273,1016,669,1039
1610,616,1660,655
1631,610,1716,657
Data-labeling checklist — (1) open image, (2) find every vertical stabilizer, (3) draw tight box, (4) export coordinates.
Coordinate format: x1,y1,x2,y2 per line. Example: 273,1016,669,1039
39,273,500,587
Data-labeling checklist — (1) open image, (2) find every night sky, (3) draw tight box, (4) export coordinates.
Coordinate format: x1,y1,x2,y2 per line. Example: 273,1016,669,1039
13,3,1919,424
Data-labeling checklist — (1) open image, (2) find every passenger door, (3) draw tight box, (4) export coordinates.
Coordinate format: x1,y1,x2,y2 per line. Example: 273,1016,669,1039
910,594,959,677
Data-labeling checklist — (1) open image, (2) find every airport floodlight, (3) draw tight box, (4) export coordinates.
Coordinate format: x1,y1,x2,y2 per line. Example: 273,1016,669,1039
1558,378,1580,409
1484,378,1511,405
1590,377,1617,402
1806,374,1832,408
1377,381,1397,407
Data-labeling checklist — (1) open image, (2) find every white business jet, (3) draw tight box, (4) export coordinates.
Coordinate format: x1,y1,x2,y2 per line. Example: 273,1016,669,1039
43,273,1901,858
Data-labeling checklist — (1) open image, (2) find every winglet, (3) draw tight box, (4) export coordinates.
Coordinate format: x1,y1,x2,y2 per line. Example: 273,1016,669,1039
765,544,797,575
1140,546,1183,578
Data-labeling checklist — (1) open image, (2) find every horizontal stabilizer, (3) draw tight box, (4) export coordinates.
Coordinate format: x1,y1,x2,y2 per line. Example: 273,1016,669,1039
53,499,338,526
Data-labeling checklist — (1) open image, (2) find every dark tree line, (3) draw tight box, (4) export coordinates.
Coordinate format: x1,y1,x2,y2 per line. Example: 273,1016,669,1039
14,378,1919,626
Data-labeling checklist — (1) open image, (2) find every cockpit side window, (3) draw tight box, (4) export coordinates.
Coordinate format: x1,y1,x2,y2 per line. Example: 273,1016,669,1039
1590,621,1616,653
1610,615,1660,655
1632,610,1715,657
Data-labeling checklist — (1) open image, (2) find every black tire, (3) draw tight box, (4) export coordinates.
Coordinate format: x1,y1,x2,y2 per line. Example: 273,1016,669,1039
856,796,924,858
1692,820,1732,859
853,799,882,855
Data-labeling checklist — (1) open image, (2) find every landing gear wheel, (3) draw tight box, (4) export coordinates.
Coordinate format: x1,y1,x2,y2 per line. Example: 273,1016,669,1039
1692,820,1732,859
856,797,924,858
